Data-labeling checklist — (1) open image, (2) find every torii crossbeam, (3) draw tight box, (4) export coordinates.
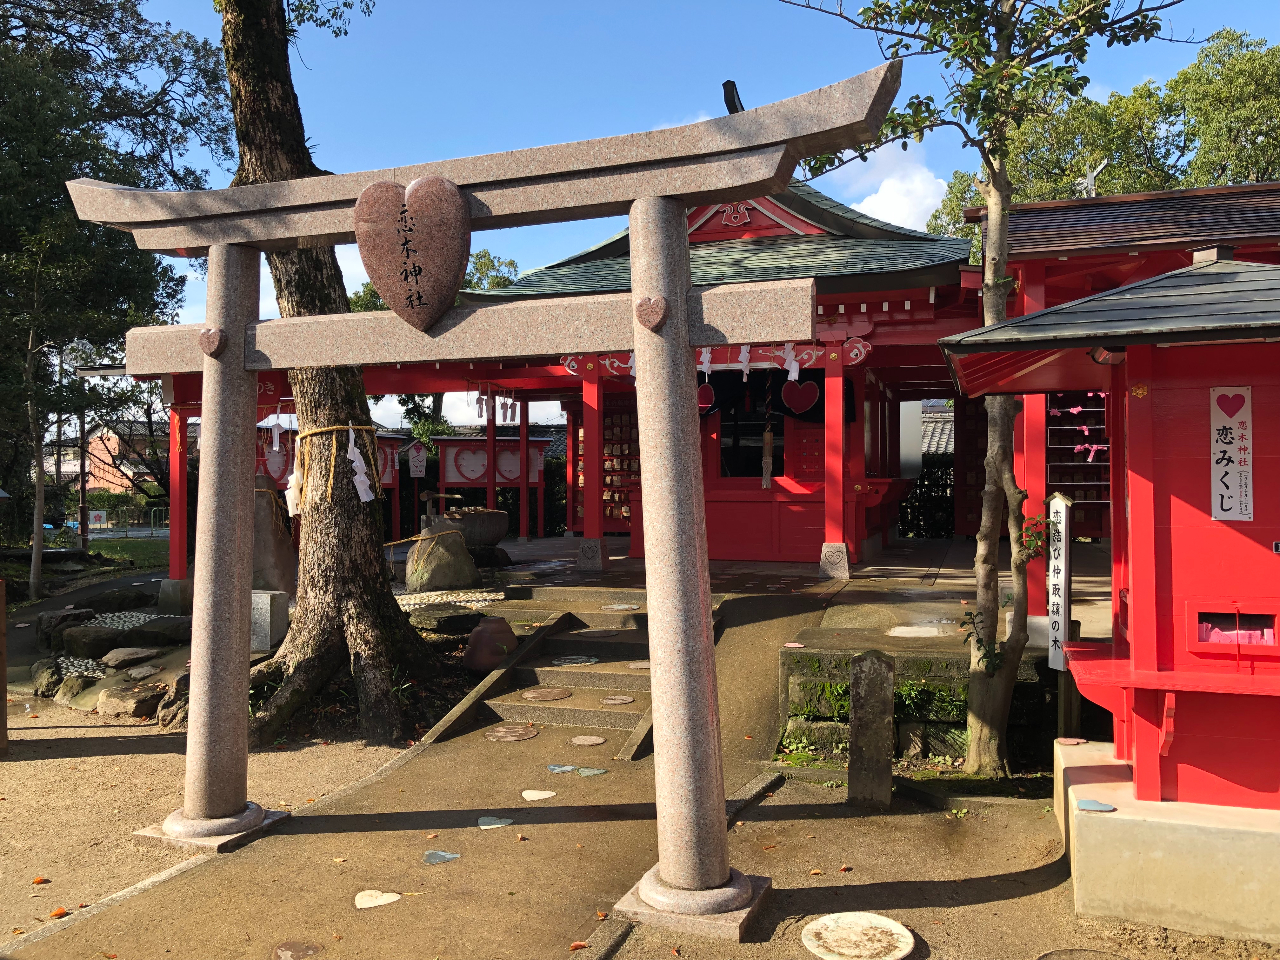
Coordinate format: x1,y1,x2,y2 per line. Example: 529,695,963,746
67,61,900,941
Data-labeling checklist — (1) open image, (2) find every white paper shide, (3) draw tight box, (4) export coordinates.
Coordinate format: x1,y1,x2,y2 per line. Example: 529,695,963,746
1210,387,1253,522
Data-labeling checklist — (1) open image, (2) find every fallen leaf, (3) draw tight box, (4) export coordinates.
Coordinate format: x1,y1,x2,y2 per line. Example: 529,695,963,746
332,858,346,863
425,833,439,839
763,844,777,850
516,834,528,841
839,865,852,873
672,948,681,957
743,735,752,740
102,954,117,959
28,714,38,719
569,942,589,951
735,821,744,826
810,869,823,875
306,798,315,803
11,929,24,935
333,934,342,941
32,877,50,885
78,903,88,908
597,910,608,920
576,844,584,849
48,907,68,919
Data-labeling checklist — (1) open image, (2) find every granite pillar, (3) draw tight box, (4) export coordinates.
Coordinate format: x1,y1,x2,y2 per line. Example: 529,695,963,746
163,243,265,839
847,650,894,810
518,399,530,541
621,196,759,925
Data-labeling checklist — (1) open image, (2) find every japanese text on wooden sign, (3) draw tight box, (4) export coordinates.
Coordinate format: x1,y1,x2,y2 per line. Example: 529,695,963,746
408,441,427,479
1211,387,1253,522
1047,494,1071,671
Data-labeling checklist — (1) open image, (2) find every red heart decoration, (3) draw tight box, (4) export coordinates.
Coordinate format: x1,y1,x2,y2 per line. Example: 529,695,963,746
781,379,819,415
697,382,715,414
454,448,487,481
1216,393,1246,419
354,177,471,332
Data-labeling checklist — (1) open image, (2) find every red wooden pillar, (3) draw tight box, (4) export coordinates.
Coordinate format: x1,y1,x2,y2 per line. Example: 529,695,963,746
169,408,188,581
582,358,605,541
822,351,847,568
867,376,882,477
484,394,497,509
518,399,530,540
1126,346,1157,674
887,398,901,477
565,408,576,532
1022,394,1048,615
1108,363,1129,659
849,367,868,559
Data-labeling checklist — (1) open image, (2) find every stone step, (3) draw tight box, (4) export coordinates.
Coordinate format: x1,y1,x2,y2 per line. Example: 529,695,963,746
485,685,650,730
513,654,653,692
544,626,651,659
487,600,647,630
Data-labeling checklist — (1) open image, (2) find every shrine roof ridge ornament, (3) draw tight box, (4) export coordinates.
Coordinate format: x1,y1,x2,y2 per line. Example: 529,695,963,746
65,62,900,256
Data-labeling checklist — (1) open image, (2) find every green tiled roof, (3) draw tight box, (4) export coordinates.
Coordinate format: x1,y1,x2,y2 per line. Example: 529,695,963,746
472,234,971,299
781,181,942,240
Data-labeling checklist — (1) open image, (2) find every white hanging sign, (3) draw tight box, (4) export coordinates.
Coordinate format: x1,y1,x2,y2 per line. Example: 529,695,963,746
1210,387,1253,522
408,440,427,478
1046,493,1072,671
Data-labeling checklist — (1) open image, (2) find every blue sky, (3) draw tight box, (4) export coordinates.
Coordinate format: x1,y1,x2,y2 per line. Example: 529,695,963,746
150,0,1275,424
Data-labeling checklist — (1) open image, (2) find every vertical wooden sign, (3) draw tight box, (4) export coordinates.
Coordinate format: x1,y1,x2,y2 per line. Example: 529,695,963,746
1210,387,1253,521
1047,492,1072,671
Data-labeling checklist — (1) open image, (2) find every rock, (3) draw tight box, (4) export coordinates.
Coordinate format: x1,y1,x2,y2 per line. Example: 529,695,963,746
62,625,127,660
54,674,98,705
463,617,519,672
409,609,484,635
468,545,512,568
126,664,161,681
405,529,482,593
157,578,193,616
97,684,166,719
30,658,62,697
120,617,190,647
35,608,94,652
100,646,165,668
86,588,152,614
253,475,297,597
156,671,189,730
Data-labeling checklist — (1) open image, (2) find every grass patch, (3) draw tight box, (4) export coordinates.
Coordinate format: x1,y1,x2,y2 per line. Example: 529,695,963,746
88,538,169,569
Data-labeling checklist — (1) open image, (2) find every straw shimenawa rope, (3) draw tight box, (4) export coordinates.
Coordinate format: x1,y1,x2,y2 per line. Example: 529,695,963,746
294,424,383,505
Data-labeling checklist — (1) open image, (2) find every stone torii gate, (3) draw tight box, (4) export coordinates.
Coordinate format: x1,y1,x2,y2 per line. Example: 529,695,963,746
68,61,899,938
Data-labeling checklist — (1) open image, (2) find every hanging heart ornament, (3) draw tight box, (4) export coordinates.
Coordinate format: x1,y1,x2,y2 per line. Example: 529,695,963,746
354,176,471,332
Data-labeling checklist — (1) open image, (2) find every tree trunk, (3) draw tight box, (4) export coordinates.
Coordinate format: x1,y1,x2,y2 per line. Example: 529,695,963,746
220,0,424,745
965,153,1034,777
26,330,44,601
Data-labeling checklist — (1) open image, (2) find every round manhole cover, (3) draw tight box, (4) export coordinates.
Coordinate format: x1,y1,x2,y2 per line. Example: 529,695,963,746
801,912,915,960
522,688,572,701
485,724,538,742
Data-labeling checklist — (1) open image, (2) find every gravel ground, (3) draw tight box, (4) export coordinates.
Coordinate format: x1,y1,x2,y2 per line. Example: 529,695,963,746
0,695,401,938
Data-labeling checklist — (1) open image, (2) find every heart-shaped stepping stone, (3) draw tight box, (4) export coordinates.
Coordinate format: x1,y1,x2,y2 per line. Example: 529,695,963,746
578,767,607,777
478,817,514,830
601,695,635,705
548,764,578,774
422,850,462,865
522,687,572,702
486,724,538,742
627,661,650,670
601,603,639,611
552,655,600,666
571,736,606,746
522,790,556,802
354,176,471,332
355,889,401,908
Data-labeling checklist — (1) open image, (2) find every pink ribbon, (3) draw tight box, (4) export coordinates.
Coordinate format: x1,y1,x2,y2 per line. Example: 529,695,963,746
1074,443,1108,462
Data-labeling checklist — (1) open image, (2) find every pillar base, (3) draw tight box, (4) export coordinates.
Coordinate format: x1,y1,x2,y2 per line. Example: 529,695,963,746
615,865,771,941
576,537,610,570
819,542,850,580
135,802,288,853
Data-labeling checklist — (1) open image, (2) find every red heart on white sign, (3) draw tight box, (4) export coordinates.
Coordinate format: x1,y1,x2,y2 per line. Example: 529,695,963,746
455,449,487,480
1216,393,1246,419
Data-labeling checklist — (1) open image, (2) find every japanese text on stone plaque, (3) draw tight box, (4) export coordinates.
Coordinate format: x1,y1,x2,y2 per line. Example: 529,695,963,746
1210,387,1253,522
397,204,428,315
1047,494,1071,671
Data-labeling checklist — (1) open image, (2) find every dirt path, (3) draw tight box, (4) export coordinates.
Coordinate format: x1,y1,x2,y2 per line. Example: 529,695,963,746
0,696,400,939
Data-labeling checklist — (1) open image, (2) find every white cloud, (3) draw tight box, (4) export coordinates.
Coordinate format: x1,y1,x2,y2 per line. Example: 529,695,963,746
820,142,948,232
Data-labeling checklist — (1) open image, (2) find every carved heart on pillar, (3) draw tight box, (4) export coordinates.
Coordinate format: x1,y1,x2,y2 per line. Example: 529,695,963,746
198,327,227,358
354,177,471,332
781,379,819,415
634,296,668,332
455,448,488,481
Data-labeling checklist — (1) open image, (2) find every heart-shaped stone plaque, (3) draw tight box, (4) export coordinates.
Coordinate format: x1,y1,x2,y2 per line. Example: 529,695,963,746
521,789,556,802
354,889,401,909
198,327,227,358
634,296,668,332
354,176,471,332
